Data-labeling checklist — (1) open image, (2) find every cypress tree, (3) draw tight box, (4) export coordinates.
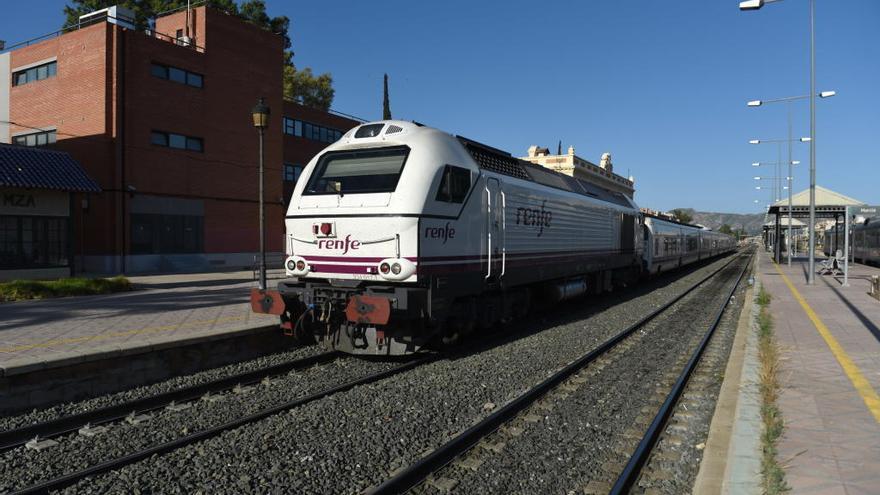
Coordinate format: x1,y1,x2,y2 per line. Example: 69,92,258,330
382,74,392,120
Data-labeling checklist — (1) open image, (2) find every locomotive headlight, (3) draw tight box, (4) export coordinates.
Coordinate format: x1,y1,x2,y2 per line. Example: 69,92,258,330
285,256,310,276
378,258,415,281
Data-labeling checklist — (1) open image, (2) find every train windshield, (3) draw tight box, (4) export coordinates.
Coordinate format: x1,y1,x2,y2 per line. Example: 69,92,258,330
304,146,409,195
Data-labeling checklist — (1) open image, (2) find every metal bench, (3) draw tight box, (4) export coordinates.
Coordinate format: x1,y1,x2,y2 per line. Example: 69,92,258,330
818,250,845,276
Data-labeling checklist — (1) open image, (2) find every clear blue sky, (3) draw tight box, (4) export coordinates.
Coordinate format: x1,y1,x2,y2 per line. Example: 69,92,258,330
2,1,877,213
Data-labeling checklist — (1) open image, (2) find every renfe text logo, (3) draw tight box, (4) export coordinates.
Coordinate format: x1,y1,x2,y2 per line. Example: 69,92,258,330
516,200,552,237
424,222,456,244
317,234,361,254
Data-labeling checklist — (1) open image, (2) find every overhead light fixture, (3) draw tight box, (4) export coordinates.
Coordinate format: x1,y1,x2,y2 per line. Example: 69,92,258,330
819,90,836,98
747,100,762,107
739,0,764,10
749,139,760,144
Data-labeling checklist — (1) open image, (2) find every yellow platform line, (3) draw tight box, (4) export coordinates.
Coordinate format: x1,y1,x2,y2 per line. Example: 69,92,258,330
0,314,256,354
773,261,880,423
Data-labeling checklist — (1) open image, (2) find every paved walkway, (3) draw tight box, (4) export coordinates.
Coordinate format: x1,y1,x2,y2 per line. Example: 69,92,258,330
757,251,880,494
0,271,280,372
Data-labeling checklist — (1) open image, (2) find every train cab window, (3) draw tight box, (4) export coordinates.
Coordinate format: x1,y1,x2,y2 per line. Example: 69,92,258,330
304,146,409,195
435,165,471,203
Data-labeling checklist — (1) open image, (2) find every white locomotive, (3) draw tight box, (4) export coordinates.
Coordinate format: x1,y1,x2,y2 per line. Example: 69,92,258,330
252,121,734,355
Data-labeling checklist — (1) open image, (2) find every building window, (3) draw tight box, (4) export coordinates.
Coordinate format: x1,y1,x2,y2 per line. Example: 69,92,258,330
282,117,343,144
151,62,204,88
13,130,57,147
151,131,204,152
12,61,58,86
0,216,69,269
284,163,302,182
131,213,204,255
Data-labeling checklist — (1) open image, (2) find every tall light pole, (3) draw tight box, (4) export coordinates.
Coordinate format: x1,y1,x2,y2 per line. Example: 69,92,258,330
251,97,270,291
750,136,810,264
747,91,834,266
741,0,819,282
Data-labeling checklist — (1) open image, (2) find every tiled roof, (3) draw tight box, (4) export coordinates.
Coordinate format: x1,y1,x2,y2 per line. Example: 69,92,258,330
0,144,101,193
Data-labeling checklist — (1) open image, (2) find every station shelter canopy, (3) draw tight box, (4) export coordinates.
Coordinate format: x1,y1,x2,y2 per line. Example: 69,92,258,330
768,185,865,220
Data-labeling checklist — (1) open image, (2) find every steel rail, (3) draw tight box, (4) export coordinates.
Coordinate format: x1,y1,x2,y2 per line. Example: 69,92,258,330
10,356,432,495
0,350,339,453
609,251,753,494
368,252,746,495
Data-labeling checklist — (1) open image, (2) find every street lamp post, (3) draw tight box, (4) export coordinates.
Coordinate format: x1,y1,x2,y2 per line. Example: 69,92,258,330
750,136,810,264
252,97,270,291
747,91,834,266
741,0,820,282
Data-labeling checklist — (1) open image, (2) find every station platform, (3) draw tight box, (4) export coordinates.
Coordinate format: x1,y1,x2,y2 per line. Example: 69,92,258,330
756,251,880,494
0,271,279,375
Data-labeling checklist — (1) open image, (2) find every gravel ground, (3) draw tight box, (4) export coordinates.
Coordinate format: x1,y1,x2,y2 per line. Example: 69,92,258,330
0,355,402,492
40,254,742,494
0,345,326,432
421,255,750,494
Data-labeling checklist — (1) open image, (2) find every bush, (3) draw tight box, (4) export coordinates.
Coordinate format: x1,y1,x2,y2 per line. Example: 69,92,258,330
0,276,131,302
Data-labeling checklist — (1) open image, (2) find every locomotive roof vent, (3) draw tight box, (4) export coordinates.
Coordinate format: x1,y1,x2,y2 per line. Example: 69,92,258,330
385,124,404,135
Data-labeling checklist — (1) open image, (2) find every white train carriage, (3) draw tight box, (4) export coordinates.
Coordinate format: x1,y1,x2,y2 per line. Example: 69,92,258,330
853,220,880,265
254,121,642,355
642,216,734,274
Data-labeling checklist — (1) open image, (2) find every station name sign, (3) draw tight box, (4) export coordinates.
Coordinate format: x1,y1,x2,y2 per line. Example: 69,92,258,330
852,206,878,215
0,188,69,216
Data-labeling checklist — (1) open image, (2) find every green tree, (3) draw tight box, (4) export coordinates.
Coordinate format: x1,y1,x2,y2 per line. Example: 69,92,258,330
63,1,334,110
671,208,693,224
718,224,734,235
284,65,334,111
382,73,392,120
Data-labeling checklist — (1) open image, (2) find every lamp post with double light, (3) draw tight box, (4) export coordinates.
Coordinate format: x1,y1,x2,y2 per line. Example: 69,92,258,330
750,137,810,264
251,97,270,291
741,0,823,282
748,91,834,265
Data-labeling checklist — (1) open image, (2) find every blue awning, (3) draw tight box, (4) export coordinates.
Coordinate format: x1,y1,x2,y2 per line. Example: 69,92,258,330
0,144,101,193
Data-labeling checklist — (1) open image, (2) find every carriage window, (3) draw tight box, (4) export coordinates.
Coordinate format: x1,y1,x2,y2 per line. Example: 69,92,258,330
435,165,471,203
304,146,409,195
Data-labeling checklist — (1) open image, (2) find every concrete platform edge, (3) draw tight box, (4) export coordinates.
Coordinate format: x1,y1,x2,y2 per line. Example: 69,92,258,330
0,324,278,378
693,262,762,494
0,324,294,416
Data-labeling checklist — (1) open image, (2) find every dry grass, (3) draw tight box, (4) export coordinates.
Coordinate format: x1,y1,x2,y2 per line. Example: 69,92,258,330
0,276,131,302
757,287,789,494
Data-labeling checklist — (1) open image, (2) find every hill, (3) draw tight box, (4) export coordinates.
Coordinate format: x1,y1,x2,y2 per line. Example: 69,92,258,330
672,208,765,234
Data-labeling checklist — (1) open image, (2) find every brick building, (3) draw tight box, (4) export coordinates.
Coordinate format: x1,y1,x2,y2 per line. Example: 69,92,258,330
0,5,359,275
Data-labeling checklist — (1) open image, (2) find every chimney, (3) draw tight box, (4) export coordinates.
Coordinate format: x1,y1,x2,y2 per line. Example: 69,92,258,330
527,145,538,158
568,145,575,156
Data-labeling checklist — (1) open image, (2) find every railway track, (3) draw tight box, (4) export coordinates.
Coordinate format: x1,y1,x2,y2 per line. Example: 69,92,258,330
4,353,432,495
0,350,339,454
368,251,752,494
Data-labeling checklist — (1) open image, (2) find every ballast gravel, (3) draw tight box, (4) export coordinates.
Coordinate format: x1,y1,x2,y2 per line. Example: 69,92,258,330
0,354,400,492
36,255,744,494
0,344,327,433
443,255,750,494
